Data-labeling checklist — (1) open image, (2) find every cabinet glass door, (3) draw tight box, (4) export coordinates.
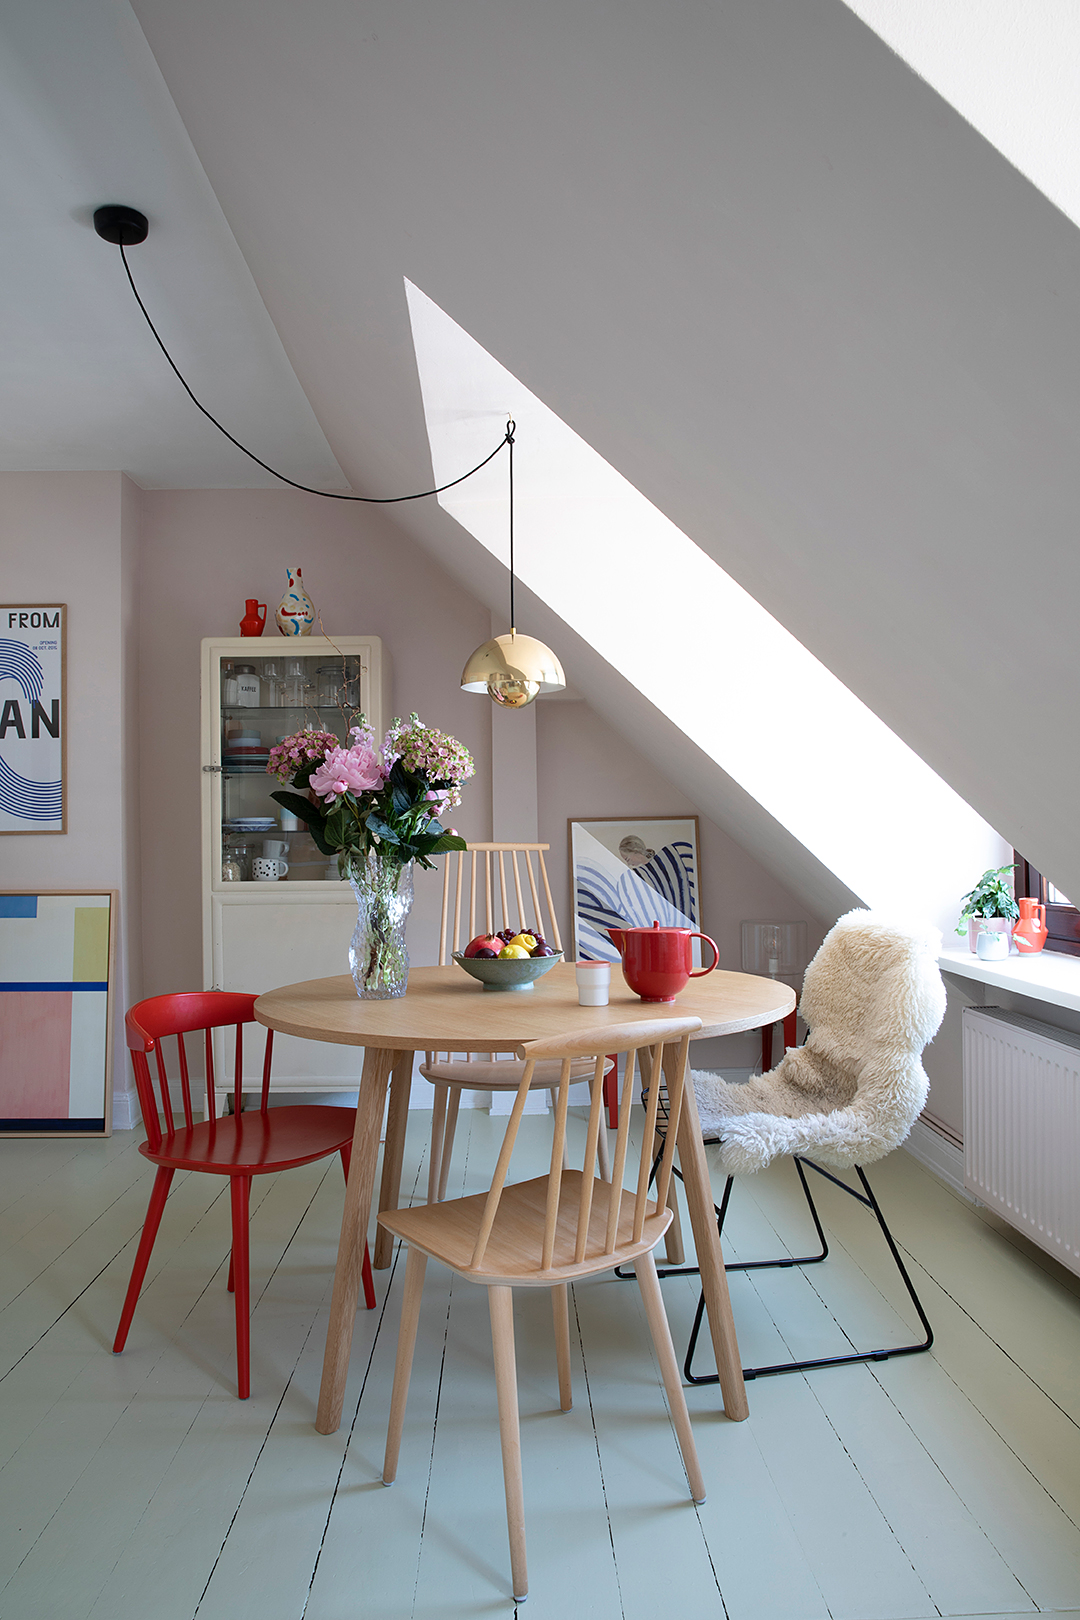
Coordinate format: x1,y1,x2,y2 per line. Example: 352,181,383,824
218,649,366,885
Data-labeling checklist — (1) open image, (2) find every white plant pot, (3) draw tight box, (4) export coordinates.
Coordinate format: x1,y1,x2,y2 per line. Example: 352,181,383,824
968,916,1012,955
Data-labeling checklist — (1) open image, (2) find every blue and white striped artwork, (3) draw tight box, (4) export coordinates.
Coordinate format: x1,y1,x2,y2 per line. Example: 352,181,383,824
0,607,64,834
571,819,703,964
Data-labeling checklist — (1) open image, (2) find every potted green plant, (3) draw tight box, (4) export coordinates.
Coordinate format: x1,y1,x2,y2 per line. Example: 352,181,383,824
957,864,1019,954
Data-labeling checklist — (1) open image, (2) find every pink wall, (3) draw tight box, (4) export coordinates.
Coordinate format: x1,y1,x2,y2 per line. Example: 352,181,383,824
135,485,820,1075
0,471,141,1110
136,488,493,997
536,700,823,1068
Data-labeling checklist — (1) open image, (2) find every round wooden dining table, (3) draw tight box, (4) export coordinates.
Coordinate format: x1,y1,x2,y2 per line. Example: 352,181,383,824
255,961,795,1434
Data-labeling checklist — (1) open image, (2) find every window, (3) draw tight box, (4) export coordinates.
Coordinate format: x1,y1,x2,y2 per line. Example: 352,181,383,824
1014,852,1080,957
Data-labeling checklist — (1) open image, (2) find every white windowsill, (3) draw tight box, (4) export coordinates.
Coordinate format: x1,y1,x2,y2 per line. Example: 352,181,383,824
938,946,1080,1014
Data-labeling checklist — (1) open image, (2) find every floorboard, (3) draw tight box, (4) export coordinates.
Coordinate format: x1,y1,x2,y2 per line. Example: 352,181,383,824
2,1112,1080,1618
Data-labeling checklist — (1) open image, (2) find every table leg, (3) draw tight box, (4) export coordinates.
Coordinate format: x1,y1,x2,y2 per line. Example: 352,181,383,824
374,1053,413,1269
317,1044,401,1434
666,1044,749,1422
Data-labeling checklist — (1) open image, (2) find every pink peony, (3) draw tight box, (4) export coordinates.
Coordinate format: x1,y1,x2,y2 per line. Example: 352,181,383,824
310,739,385,801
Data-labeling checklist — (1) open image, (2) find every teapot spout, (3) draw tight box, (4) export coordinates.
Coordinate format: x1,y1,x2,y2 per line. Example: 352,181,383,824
605,928,627,955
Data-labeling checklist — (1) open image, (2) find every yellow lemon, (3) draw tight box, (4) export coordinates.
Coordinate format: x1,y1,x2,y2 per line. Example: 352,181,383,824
498,944,531,959
509,932,537,952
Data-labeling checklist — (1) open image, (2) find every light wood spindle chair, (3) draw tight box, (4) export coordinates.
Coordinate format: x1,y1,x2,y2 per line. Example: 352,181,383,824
420,843,611,1201
379,1015,706,1605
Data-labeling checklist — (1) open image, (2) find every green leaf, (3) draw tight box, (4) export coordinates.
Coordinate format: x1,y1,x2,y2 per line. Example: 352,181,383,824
271,790,320,826
366,811,402,846
428,832,467,855
269,791,338,856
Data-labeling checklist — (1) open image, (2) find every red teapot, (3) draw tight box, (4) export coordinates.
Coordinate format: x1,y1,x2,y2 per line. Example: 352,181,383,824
240,599,267,637
606,920,720,1003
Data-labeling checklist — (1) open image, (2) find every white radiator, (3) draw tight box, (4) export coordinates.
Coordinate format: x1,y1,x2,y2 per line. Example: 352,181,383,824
963,1006,1080,1276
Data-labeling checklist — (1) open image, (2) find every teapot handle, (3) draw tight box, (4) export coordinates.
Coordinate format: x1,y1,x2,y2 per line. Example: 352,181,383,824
688,932,720,976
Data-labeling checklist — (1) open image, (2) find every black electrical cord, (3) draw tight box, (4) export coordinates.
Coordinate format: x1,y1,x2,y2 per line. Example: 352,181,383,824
115,239,511,502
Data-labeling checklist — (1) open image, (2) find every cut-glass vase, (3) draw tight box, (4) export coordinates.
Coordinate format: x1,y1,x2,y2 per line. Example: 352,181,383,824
347,852,414,999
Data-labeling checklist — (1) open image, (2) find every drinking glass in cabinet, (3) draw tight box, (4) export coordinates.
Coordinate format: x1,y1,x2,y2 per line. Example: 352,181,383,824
261,661,283,707
281,659,310,707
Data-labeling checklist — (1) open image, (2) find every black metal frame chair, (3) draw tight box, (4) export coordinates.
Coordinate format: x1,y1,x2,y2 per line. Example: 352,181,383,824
617,1102,934,1383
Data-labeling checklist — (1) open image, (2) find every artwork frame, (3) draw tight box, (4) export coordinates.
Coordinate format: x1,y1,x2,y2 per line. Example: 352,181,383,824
0,890,117,1137
569,816,702,963
0,603,66,834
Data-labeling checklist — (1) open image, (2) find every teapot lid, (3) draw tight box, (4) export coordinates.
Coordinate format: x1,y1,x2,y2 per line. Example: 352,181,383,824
620,920,690,933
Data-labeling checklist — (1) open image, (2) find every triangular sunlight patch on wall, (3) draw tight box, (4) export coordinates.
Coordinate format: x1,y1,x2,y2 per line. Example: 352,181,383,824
405,279,1006,931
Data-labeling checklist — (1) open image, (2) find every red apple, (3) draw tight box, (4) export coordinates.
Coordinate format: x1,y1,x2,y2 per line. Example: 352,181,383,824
464,934,503,958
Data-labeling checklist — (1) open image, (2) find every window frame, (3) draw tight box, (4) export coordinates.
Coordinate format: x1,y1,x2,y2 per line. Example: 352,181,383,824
1013,852,1080,958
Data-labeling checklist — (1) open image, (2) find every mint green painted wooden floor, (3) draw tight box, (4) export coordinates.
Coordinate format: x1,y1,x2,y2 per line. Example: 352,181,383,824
2,1109,1080,1620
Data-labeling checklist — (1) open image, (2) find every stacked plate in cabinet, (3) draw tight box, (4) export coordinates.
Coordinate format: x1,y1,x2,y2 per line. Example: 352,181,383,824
223,731,270,773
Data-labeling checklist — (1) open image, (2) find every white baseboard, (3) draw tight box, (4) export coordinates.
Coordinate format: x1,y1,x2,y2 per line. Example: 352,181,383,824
903,1118,974,1202
110,1089,142,1131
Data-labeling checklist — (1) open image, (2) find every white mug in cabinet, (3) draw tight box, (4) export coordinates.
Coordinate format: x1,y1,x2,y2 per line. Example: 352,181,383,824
253,857,288,881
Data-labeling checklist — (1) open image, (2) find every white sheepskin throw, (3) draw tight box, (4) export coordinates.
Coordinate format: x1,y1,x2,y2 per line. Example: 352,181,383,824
693,910,946,1174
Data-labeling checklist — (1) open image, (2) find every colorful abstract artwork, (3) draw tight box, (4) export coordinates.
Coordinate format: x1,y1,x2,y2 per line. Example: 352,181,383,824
0,604,65,834
569,817,702,964
0,893,114,1134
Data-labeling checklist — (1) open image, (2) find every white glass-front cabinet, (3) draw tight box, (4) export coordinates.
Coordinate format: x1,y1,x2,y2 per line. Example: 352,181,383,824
201,636,387,1110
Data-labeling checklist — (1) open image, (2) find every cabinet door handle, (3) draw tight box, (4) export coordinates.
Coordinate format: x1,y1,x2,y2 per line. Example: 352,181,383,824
202,765,224,773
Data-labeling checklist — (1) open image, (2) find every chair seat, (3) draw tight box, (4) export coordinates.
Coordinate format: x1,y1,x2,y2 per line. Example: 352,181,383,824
139,1104,356,1174
419,1056,602,1091
378,1169,670,1285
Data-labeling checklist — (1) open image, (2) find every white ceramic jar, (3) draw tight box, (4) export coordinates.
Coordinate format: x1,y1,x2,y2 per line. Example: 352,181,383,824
575,959,611,1006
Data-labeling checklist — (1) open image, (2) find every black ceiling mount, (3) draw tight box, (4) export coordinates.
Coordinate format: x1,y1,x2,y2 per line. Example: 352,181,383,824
93,205,148,246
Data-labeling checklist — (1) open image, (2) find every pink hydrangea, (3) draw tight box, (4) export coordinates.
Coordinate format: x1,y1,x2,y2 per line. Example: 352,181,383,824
310,737,385,801
383,712,474,809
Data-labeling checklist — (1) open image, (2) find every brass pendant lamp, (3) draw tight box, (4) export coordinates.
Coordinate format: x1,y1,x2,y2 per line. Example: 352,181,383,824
460,420,565,708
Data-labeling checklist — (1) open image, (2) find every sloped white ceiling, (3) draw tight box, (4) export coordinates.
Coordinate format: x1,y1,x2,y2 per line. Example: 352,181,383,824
125,0,1080,913
9,0,1079,920
842,1,1080,229
0,0,344,488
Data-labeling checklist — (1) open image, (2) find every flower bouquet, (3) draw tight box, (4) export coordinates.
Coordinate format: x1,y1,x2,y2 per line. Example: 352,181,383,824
267,714,473,997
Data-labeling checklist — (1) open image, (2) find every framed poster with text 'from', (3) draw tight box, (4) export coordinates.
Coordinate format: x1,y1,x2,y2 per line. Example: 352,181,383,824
0,604,65,833
0,892,116,1136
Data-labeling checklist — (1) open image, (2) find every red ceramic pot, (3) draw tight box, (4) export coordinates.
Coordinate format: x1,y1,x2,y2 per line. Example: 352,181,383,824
1013,897,1048,954
606,920,720,1003
240,599,267,637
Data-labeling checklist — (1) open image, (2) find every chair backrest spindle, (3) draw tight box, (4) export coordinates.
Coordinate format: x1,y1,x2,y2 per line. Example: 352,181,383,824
634,1042,666,1242
470,1059,538,1269
259,1027,275,1111
542,1059,573,1270
575,1054,609,1262
606,1049,639,1252
125,992,268,1138
204,1027,215,1117
653,1032,692,1214
462,1017,701,1278
437,844,563,965
176,1034,194,1129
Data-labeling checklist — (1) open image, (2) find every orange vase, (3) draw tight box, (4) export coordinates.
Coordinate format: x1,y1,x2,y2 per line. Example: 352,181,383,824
1012,897,1048,954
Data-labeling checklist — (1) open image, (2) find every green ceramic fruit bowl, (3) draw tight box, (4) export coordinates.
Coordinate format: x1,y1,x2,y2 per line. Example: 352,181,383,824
452,950,563,992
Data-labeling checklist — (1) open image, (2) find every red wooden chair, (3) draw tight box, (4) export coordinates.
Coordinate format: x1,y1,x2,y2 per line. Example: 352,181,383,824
114,991,375,1399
